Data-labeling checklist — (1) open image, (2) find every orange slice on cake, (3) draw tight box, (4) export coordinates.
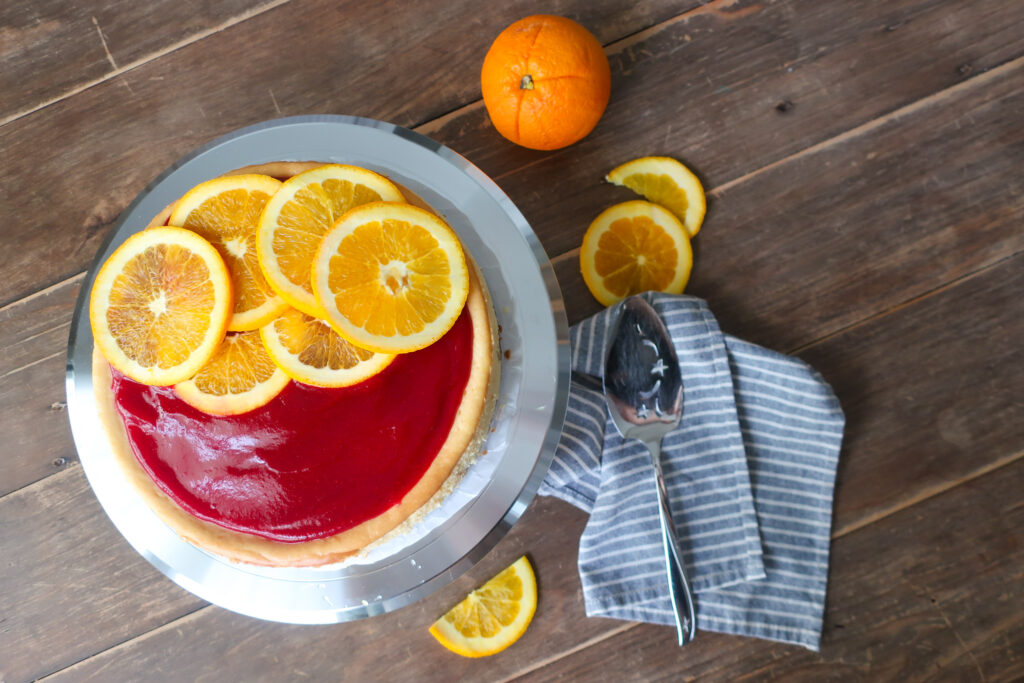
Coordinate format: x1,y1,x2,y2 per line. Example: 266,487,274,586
260,307,394,388
169,174,287,331
311,202,469,354
257,164,405,317
90,227,233,386
174,329,290,415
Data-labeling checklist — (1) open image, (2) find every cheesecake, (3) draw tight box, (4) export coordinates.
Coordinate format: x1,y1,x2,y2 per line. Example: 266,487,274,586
92,162,498,567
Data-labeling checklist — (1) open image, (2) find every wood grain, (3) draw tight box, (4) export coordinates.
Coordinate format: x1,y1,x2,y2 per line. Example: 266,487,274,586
0,0,699,308
0,467,207,683
0,0,274,121
554,55,1024,337
26,248,1024,682
0,276,83,496
799,254,1024,531
510,457,1024,682
6,484,588,683
431,0,1024,258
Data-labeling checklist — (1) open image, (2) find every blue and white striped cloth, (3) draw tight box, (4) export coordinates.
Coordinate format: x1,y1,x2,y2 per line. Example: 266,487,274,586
538,293,844,650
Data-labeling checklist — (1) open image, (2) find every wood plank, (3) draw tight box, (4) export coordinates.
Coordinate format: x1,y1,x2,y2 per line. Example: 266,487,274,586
0,467,207,683
1,480,588,683
800,254,1024,529
0,0,698,308
32,248,1024,682
553,55,1024,338
510,458,1024,682
430,0,1024,258
0,0,274,121
0,276,83,496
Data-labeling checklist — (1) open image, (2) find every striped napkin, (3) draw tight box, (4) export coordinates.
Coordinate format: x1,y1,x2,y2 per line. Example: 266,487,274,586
538,293,844,650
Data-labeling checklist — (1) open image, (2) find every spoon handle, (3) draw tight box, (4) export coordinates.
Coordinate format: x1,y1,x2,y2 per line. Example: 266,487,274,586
645,438,697,646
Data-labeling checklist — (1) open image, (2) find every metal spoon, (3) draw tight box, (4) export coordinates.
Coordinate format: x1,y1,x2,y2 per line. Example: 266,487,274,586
603,296,697,646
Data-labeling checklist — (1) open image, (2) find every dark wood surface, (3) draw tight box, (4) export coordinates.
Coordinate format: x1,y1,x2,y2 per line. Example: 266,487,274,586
1,1,1021,680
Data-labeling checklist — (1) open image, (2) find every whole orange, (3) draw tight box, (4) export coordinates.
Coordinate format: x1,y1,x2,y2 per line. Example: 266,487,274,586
481,15,611,151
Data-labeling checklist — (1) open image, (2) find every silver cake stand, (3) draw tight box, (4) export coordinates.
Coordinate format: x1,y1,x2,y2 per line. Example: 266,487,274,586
65,115,569,624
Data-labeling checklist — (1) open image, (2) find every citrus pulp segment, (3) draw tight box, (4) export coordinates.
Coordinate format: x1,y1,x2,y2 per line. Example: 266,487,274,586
89,227,233,386
429,556,537,657
259,307,395,387
311,201,469,354
256,164,405,317
580,199,692,307
168,174,287,331
173,329,290,415
606,156,706,237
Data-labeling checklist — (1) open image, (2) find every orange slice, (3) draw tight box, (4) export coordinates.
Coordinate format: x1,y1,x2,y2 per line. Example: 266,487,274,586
257,164,405,317
311,202,469,354
90,227,232,386
429,556,537,658
580,200,693,307
174,330,290,415
606,156,706,237
259,307,394,387
169,174,287,331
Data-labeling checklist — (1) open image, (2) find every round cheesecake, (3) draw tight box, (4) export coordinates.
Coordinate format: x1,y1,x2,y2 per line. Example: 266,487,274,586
92,162,498,567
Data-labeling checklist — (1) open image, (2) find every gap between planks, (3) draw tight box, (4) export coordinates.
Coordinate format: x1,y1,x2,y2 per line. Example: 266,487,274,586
546,51,1024,272
9,50,1023,323
36,602,213,682
42,447,1024,681
787,251,1024,356
0,0,712,132
0,0,293,129
499,447,1024,682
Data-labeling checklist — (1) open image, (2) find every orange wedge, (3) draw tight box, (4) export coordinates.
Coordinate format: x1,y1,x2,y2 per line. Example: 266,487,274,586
169,174,288,331
259,307,394,387
311,202,469,354
606,156,706,237
257,164,405,317
90,227,232,386
580,200,692,307
429,556,537,658
174,330,290,415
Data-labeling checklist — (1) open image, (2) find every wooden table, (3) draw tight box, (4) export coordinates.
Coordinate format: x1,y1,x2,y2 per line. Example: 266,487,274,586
2,0,1022,680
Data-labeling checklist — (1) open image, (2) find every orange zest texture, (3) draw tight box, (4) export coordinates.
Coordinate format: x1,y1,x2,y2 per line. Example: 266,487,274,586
482,15,611,150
